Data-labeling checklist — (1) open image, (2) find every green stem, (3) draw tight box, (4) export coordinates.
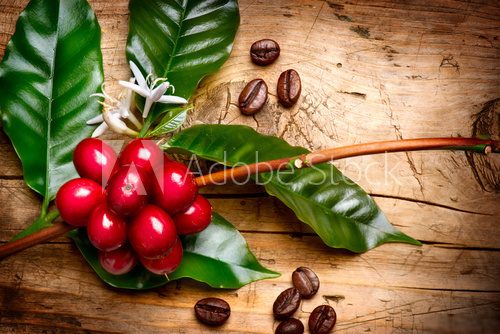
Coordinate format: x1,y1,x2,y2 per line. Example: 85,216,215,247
40,195,51,217
43,209,60,223
138,112,154,138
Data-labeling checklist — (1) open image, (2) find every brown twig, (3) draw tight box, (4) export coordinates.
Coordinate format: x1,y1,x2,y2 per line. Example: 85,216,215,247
1,137,498,259
0,220,74,258
195,137,499,186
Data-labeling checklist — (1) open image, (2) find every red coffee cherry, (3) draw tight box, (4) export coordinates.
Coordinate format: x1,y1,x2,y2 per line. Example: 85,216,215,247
128,204,177,259
173,195,212,235
118,139,163,175
73,138,117,186
140,239,183,275
106,165,150,217
55,178,104,227
99,246,137,275
152,162,198,214
87,204,127,252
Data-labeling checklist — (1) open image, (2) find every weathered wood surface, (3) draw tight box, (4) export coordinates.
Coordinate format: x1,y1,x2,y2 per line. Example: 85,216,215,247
1,0,499,333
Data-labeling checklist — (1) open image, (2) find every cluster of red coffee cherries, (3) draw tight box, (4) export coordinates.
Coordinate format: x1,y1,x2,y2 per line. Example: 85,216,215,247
55,138,212,276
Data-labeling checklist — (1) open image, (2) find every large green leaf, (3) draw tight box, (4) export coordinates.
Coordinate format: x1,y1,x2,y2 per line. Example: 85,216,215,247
165,124,421,253
126,0,240,102
71,212,278,290
0,0,104,200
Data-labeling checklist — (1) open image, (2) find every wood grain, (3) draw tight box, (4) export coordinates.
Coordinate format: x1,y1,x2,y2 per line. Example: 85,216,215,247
0,0,499,333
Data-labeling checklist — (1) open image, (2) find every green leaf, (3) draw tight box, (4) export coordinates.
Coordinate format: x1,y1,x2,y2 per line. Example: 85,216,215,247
170,212,279,288
71,212,278,290
147,105,191,137
165,124,421,253
126,0,240,106
0,0,104,200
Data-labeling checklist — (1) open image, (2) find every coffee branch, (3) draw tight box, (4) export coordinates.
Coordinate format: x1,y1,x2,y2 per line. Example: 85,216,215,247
0,136,498,259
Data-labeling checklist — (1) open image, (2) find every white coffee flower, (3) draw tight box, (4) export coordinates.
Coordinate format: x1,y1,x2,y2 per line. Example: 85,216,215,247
87,81,140,138
101,107,138,137
119,61,187,118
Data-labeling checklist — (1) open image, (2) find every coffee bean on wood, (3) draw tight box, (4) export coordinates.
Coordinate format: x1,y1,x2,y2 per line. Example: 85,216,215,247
275,318,304,334
250,39,280,66
308,305,337,334
238,79,268,115
273,287,301,319
194,297,231,326
277,69,301,108
292,267,320,299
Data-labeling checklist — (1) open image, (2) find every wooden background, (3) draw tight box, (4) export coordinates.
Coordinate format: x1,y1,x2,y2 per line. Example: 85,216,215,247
1,0,499,333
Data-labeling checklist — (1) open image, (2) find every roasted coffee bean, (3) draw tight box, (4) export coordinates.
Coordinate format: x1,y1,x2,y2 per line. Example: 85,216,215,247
238,79,268,115
273,288,301,319
292,267,320,299
194,297,231,326
275,318,304,334
277,69,301,108
308,305,337,334
250,39,280,66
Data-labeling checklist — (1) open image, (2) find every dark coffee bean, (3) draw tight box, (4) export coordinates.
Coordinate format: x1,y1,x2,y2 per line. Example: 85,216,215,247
250,39,280,66
308,305,337,334
277,69,301,108
238,79,268,115
273,288,301,319
275,318,304,334
292,267,320,299
194,297,231,326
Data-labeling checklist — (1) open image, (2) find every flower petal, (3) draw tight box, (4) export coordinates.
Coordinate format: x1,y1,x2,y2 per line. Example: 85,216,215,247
91,122,108,138
142,98,154,118
86,114,104,125
129,61,147,89
111,114,129,131
102,110,138,137
119,80,149,97
127,110,143,130
150,82,169,101
157,95,188,105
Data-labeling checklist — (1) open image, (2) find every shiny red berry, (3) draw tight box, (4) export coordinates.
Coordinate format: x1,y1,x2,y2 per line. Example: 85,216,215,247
118,139,163,175
73,138,117,186
106,165,150,217
152,162,198,214
99,246,137,275
140,239,183,275
173,195,212,235
55,178,104,227
87,204,127,251
128,204,177,259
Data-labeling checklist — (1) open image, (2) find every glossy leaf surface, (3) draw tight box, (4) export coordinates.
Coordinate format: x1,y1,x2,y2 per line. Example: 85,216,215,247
165,124,421,253
71,213,278,290
0,0,104,200
127,0,239,103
